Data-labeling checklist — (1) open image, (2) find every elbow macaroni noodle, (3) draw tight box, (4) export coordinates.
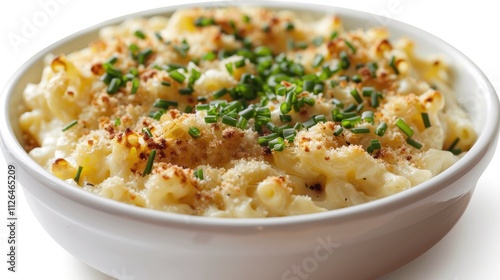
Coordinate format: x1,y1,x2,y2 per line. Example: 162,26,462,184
19,7,476,217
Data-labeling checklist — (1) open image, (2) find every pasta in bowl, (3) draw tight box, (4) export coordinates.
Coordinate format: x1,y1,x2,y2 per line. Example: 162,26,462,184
20,7,475,217
1,2,498,280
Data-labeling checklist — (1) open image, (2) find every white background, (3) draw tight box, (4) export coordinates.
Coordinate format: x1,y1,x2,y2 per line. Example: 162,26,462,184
0,0,499,279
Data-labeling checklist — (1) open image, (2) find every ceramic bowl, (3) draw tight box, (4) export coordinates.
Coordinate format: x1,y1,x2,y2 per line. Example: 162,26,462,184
1,2,499,279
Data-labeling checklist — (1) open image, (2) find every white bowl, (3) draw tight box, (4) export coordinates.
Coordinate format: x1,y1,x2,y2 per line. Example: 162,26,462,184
1,2,499,280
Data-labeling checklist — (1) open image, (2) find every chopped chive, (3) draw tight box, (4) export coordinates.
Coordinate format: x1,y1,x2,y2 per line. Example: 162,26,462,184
266,122,278,133
356,103,364,113
169,70,185,83
303,97,316,106
362,87,375,97
204,115,218,123
62,120,78,132
345,40,356,54
333,126,344,136
239,107,256,119
312,54,324,68
225,62,234,74
362,111,374,124
131,78,140,94
269,137,285,151
107,77,121,94
313,83,324,94
375,122,388,136
406,138,422,149
100,73,113,85
189,68,201,86
285,22,295,31
134,30,146,40
341,116,361,128
196,104,210,111
229,20,237,30
123,73,135,82
114,118,121,126
179,87,194,95
285,90,296,106
194,168,204,180
331,109,341,121
421,112,431,128
303,118,317,129
202,51,217,61
153,99,178,109
303,80,315,92
256,107,271,117
371,91,379,108
283,128,296,142
330,31,338,40
302,73,317,81
274,85,286,96
255,46,272,57
194,17,216,27
128,43,140,55
271,143,284,151
279,114,292,124
447,137,460,152
174,40,190,57
235,58,246,68
332,98,344,108
161,81,171,87
188,127,201,139
258,133,278,145
395,118,414,137
268,136,284,147
150,110,165,120
389,55,399,75
367,62,378,78
338,75,350,83
222,115,238,127
351,127,370,134
319,65,334,80
295,41,308,50
255,116,271,125
367,140,379,153
74,166,83,183
343,104,357,113
236,117,248,129
314,115,327,123
350,89,363,104
370,139,381,150
138,48,153,65
243,14,251,23
293,122,303,131
210,99,227,108
280,102,292,114
355,63,365,69
340,51,350,70
166,63,186,71
278,125,292,137
352,74,362,83
142,149,156,177
105,56,118,65
142,127,153,137
213,88,228,99
184,105,193,113
154,32,163,41
312,36,324,47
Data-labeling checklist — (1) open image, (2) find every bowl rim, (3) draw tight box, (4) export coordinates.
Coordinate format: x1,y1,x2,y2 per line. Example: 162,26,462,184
1,0,499,229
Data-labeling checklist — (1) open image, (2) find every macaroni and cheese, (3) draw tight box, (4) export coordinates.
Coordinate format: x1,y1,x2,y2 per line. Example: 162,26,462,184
19,7,476,217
